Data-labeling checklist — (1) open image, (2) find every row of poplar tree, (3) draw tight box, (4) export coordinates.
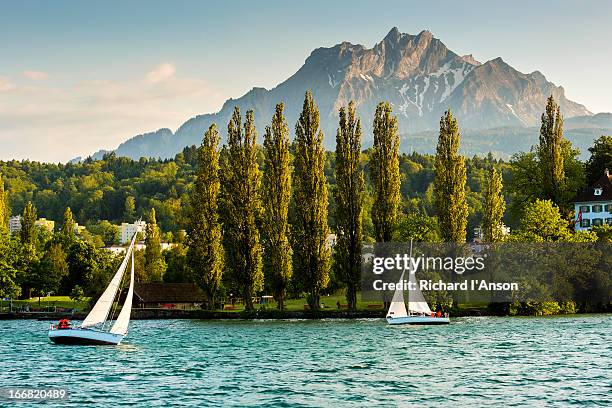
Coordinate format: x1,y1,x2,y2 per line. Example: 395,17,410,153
185,91,507,311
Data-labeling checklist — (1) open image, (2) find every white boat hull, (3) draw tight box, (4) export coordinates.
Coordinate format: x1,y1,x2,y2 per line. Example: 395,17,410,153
48,327,125,345
386,315,450,325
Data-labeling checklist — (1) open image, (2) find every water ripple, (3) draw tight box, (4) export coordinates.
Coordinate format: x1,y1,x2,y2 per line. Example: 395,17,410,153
0,315,610,406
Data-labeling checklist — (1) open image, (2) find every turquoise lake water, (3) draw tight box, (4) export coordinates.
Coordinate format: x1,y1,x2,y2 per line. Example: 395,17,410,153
1,316,610,407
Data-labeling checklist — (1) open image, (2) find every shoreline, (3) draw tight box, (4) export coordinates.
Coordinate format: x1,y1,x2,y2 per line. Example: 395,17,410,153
3,308,609,321
1,308,467,320
2,309,390,321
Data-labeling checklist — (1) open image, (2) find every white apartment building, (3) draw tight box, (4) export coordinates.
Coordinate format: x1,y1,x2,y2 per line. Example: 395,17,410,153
574,169,612,231
9,215,22,234
10,216,57,234
120,220,147,244
35,218,55,232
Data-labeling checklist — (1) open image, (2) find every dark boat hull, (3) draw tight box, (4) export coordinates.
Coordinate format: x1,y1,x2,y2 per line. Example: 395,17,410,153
48,327,124,345
386,316,450,325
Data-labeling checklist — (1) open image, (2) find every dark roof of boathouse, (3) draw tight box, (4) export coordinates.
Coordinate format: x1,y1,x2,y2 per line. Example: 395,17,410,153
133,283,207,304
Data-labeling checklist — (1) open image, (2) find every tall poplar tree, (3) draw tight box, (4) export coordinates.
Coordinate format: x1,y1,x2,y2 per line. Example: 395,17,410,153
145,207,165,282
293,91,331,310
124,196,136,221
371,102,401,242
35,243,68,294
0,174,15,297
20,201,37,245
482,168,506,243
334,102,364,310
0,174,8,235
434,110,468,243
61,207,76,238
538,95,565,206
262,103,292,309
18,203,38,298
221,108,263,310
187,124,224,309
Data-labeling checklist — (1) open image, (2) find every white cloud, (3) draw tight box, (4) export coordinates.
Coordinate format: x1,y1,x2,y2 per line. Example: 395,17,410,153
145,63,176,83
0,65,225,162
22,70,49,80
0,76,15,91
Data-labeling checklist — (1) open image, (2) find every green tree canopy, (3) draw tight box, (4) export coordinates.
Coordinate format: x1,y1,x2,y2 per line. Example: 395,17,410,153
220,108,263,311
61,207,76,238
144,207,166,282
187,124,224,309
333,101,364,310
20,201,38,246
434,110,468,243
585,135,612,184
292,91,331,310
124,196,136,220
538,96,565,206
370,102,401,242
86,220,119,246
70,284,84,303
394,212,440,243
163,244,192,283
0,174,9,235
0,234,21,298
482,168,506,242
16,201,39,298
508,139,584,221
592,224,612,243
512,199,570,242
262,104,293,309
34,242,68,295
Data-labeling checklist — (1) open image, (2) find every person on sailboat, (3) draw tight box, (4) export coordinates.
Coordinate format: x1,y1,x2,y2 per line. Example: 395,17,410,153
57,319,71,329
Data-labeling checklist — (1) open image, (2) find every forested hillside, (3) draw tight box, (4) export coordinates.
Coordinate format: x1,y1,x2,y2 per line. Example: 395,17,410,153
1,147,511,241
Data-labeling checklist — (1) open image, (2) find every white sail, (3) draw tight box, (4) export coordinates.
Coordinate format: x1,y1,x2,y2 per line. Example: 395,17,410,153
110,249,134,335
407,269,432,315
81,234,137,327
386,271,408,318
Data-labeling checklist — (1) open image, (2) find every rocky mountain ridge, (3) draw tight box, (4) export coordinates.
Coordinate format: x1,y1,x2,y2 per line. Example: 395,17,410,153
90,27,598,160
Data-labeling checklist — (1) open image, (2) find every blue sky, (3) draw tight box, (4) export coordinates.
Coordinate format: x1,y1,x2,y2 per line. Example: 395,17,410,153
1,0,611,161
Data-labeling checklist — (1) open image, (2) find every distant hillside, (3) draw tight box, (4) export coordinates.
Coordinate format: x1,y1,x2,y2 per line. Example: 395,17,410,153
400,123,608,160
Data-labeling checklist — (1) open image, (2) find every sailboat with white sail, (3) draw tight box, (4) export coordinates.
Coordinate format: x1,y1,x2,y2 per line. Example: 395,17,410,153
386,242,450,325
48,232,137,345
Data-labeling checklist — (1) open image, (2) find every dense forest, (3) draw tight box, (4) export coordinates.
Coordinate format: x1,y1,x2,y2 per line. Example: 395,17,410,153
0,145,511,241
1,139,609,241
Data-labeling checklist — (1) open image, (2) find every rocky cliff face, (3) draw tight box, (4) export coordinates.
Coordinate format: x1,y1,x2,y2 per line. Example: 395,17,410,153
96,27,593,160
